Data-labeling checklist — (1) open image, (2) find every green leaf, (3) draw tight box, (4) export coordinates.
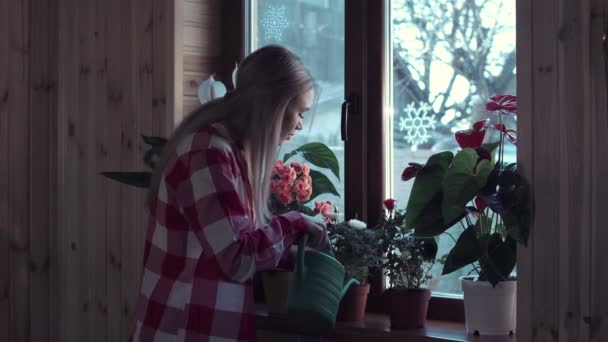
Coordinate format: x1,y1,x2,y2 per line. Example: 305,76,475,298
282,143,340,179
101,172,151,188
405,151,454,230
141,135,168,148
479,234,516,286
306,169,340,201
442,225,481,275
411,192,465,237
442,149,491,223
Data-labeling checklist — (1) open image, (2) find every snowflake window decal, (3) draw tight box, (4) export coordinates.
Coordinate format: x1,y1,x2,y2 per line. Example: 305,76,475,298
398,102,436,146
260,5,289,41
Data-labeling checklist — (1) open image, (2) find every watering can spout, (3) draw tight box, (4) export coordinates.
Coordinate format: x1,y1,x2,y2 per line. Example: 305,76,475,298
340,278,360,300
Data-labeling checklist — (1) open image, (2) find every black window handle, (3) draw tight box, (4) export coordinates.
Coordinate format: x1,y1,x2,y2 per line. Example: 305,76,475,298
341,94,357,142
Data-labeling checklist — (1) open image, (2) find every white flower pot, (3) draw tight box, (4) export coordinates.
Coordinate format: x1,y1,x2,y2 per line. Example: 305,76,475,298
460,277,516,335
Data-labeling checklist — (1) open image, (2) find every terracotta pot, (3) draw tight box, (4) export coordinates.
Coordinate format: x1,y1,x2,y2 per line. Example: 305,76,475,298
337,283,370,322
262,271,293,316
385,288,431,330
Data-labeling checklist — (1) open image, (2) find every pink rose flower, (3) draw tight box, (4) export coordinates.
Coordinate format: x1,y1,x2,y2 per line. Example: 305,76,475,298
302,164,310,176
291,162,303,174
277,190,293,205
314,201,333,216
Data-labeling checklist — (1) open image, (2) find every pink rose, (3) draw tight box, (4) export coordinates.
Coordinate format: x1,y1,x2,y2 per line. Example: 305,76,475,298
294,178,312,202
314,201,333,216
279,165,297,184
296,187,312,203
302,164,310,176
300,175,312,185
277,190,293,205
291,162,303,174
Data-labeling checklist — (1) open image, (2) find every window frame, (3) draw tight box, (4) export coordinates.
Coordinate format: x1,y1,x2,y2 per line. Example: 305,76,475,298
240,0,465,323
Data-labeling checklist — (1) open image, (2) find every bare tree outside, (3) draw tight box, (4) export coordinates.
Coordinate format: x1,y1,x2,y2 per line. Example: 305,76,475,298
391,0,516,294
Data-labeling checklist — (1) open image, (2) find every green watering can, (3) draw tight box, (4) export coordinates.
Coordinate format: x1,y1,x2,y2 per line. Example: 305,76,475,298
287,234,359,330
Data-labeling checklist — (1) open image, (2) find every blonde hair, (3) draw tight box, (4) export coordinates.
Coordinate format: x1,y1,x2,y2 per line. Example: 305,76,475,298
147,45,316,225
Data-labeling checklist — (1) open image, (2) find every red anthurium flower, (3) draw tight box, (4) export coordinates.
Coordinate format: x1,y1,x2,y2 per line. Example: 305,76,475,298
485,95,517,115
475,196,487,212
455,119,490,149
401,163,423,181
473,147,491,174
492,124,517,144
384,198,396,210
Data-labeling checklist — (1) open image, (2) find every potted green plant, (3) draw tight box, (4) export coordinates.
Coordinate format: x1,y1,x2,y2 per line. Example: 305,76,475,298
259,143,342,316
327,218,384,322
378,199,438,329
401,95,530,335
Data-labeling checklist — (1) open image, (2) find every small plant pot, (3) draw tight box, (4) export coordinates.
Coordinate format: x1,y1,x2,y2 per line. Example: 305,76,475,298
262,271,293,316
384,288,431,330
461,276,517,335
337,283,370,322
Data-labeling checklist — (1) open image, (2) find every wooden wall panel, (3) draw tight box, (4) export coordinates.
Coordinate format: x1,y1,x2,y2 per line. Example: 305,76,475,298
589,1,608,340
29,0,57,341
8,0,32,341
517,0,608,341
0,0,11,340
515,0,533,340
1,0,175,341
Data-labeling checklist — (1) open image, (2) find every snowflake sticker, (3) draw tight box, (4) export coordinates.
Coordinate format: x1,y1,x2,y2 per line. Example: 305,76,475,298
261,5,289,41
398,103,436,145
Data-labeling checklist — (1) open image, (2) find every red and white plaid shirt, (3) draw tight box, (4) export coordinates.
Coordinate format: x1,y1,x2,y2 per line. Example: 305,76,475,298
131,123,307,341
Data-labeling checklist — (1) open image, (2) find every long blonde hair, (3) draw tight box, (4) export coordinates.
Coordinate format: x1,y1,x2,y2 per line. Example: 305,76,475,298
147,45,316,225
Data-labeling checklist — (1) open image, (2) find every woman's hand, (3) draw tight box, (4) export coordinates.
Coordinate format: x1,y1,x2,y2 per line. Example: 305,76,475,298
300,214,331,250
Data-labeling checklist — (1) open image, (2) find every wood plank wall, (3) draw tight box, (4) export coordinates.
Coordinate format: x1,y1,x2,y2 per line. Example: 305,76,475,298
1,0,176,341
517,0,608,341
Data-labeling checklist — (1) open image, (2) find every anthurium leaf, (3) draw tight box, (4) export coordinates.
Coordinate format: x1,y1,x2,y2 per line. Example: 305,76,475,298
442,225,481,275
479,234,516,286
412,192,466,237
101,171,151,188
283,143,340,179
405,151,454,230
442,149,490,223
305,169,340,201
503,179,531,246
141,135,168,148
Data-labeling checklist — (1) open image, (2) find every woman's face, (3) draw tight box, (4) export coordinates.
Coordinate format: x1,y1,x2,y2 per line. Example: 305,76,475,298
280,88,314,144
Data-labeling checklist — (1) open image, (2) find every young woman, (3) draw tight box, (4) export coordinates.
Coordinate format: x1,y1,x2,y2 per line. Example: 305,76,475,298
131,45,330,341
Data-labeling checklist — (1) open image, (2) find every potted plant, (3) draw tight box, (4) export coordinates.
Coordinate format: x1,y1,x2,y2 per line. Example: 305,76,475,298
401,95,530,335
378,199,438,330
259,143,341,316
327,218,384,322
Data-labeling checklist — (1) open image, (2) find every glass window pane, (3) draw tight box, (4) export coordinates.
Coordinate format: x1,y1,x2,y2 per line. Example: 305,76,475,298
249,0,345,211
390,0,516,295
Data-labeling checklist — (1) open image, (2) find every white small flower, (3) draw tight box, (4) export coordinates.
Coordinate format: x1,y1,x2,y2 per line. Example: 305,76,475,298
347,219,367,230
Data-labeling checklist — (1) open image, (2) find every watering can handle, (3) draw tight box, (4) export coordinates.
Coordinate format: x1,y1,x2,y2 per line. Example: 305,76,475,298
340,278,360,300
295,234,309,285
